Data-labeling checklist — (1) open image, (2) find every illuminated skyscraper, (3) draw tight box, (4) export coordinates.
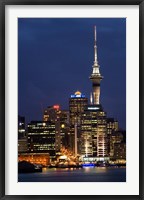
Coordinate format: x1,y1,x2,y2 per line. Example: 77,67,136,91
43,105,70,151
60,110,70,149
43,105,61,152
27,121,56,160
107,118,119,135
110,131,123,157
110,130,126,158
69,91,88,154
81,105,108,157
69,91,88,125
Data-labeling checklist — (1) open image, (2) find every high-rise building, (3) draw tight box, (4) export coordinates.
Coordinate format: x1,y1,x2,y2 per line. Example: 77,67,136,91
43,105,70,151
110,131,123,157
60,110,70,149
69,91,88,154
43,105,61,152
27,121,56,160
106,118,119,156
69,91,88,125
81,105,108,157
43,105,60,122
107,118,119,135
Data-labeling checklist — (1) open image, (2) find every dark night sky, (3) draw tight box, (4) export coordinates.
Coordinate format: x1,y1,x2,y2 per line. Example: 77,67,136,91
18,18,126,129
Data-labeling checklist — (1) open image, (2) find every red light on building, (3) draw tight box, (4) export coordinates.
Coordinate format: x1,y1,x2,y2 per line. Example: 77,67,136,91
53,105,60,110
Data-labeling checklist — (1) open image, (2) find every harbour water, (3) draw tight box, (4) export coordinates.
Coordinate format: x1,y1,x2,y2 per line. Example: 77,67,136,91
18,167,126,182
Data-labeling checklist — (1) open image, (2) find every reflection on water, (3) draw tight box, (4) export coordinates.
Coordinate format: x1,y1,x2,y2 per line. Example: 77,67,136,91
18,167,126,182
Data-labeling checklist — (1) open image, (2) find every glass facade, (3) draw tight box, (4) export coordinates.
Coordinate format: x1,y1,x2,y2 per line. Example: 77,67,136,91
27,121,56,159
81,105,108,157
69,91,88,154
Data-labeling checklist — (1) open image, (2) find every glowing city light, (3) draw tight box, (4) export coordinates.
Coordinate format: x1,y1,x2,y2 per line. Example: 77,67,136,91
87,107,99,110
53,105,60,110
75,91,81,95
61,124,65,128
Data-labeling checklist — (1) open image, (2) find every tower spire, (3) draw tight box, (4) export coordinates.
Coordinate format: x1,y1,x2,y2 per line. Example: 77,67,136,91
92,26,100,75
94,25,98,66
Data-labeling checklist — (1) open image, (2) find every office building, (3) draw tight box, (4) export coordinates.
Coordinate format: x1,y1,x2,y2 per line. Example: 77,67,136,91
27,121,56,160
69,91,88,154
81,104,107,157
43,105,70,151
106,118,119,155
60,110,70,149
107,118,119,135
109,131,123,157
43,105,61,152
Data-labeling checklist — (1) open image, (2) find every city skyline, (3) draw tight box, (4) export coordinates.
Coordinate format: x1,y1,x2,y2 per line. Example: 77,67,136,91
18,18,126,129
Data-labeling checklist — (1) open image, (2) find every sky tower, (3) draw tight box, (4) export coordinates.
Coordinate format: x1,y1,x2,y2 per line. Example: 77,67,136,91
90,26,103,105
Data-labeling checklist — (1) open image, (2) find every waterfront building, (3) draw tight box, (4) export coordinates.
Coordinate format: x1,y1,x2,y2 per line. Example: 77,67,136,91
27,121,56,160
18,153,50,166
80,156,110,163
69,91,88,154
